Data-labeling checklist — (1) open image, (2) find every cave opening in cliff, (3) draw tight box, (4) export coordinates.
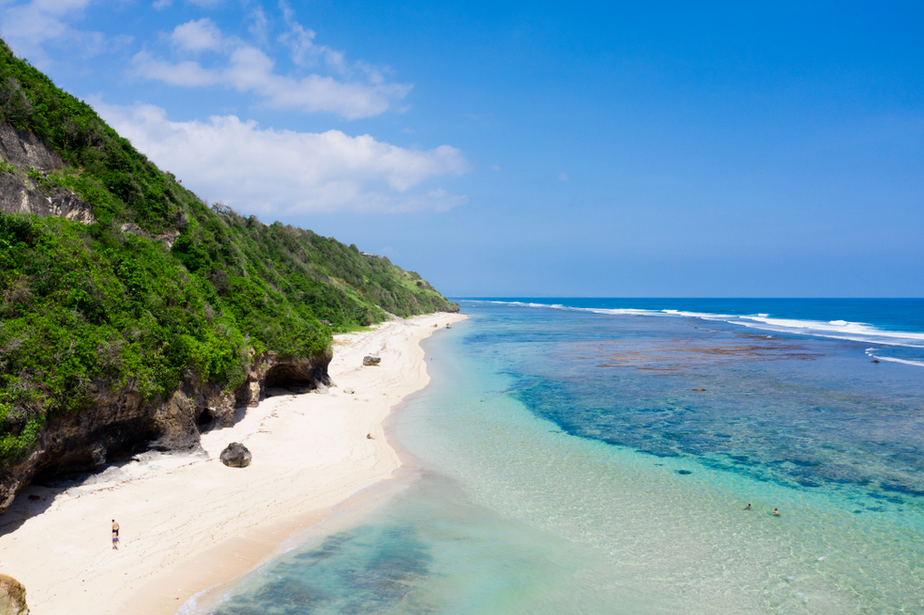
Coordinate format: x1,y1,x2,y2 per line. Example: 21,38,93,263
197,408,215,430
264,364,316,393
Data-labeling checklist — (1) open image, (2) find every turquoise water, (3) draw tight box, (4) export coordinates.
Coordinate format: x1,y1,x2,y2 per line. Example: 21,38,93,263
186,299,924,614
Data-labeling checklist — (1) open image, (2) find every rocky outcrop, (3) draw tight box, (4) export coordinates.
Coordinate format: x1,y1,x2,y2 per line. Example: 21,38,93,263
119,222,180,249
0,123,95,224
0,574,28,615
219,442,251,468
0,171,95,224
0,349,332,516
264,357,331,392
235,349,332,406
363,355,381,366
0,123,62,172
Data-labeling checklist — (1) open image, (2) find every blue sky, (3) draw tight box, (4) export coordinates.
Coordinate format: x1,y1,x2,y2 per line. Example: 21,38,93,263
2,1,922,297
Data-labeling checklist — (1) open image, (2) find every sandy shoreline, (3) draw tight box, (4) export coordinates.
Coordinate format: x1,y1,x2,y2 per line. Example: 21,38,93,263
0,312,466,615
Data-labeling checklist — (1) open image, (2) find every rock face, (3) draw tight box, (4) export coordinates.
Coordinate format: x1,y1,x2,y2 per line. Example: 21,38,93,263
0,349,332,516
0,172,96,224
0,123,62,171
0,123,95,224
0,574,28,615
264,358,331,392
363,355,381,366
220,442,252,468
119,222,181,249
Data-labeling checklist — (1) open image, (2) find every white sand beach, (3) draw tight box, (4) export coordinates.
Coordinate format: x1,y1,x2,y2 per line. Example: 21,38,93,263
0,312,465,615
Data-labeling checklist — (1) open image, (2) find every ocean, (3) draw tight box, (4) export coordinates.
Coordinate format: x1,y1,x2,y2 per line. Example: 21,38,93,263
182,299,924,614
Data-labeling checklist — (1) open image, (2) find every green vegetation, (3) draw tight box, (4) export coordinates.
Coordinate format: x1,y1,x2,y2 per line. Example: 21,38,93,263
0,39,456,462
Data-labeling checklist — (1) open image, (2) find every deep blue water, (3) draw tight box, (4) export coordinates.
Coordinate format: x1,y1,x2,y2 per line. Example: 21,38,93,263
465,298,924,366
466,298,924,334
186,298,924,615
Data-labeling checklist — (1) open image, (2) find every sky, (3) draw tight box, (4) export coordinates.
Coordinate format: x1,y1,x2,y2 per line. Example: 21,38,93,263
1,0,922,297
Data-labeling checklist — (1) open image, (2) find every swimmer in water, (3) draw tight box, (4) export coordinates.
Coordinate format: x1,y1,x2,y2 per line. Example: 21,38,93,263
744,504,751,510
773,508,780,516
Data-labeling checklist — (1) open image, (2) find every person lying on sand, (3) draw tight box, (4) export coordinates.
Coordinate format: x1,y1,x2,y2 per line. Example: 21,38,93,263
366,433,374,439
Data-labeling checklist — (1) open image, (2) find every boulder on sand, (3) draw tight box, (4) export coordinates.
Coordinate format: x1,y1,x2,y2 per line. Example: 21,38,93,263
363,355,381,366
0,574,29,615
219,442,252,468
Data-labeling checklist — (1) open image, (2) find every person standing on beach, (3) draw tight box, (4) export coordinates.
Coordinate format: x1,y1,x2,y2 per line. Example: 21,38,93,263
112,520,120,550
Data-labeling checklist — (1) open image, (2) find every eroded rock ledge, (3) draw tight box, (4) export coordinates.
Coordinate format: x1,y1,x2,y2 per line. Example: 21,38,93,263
0,123,95,224
0,350,331,516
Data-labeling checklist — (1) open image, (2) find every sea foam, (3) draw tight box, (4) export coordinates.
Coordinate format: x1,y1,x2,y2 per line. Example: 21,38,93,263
464,300,924,351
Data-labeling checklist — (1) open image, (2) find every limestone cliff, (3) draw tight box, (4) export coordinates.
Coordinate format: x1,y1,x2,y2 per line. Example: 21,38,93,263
0,351,331,514
0,123,95,224
0,119,331,514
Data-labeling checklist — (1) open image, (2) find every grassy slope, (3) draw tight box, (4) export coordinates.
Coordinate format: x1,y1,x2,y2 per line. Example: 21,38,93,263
0,40,456,462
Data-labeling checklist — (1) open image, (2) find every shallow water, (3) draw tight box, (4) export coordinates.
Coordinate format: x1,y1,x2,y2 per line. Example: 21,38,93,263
187,300,924,615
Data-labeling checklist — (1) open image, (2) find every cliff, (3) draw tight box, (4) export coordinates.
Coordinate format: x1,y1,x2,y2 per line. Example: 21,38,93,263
0,40,457,514
0,123,95,224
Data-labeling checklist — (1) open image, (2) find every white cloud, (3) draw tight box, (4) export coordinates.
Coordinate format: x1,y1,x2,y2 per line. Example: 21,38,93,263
133,6,409,119
132,42,411,119
171,18,223,52
0,0,103,64
153,0,222,10
277,0,344,72
558,172,569,181
247,5,269,45
132,51,219,86
93,101,470,213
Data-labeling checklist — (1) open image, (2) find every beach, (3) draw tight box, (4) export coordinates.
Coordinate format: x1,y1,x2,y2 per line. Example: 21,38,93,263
0,312,465,615
196,299,923,615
